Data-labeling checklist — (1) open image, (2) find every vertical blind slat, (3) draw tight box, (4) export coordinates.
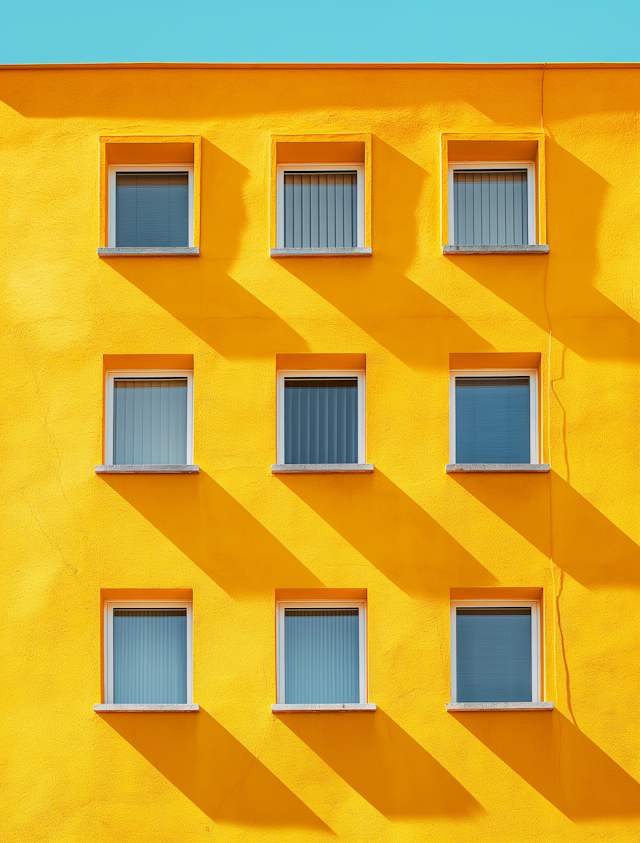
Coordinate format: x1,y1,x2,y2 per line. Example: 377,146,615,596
284,172,357,248
285,609,359,704
456,608,532,702
114,379,188,465
113,609,187,704
455,377,530,464
454,170,528,246
284,378,358,464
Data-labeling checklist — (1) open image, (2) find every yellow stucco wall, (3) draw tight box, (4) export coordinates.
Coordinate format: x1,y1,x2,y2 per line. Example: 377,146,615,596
1,64,639,843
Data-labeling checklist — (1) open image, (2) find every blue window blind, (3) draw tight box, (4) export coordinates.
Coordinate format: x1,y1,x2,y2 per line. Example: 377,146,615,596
455,377,530,463
456,608,532,703
116,172,189,247
284,172,358,248
113,609,187,704
285,609,360,704
284,378,358,464
113,378,188,465
453,170,529,246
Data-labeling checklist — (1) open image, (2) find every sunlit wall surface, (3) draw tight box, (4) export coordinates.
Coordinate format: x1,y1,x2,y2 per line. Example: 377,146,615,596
2,63,639,843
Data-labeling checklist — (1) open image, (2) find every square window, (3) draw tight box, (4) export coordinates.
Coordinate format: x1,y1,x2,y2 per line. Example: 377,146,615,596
108,164,195,248
276,163,365,251
105,370,194,467
450,369,539,465
450,600,540,704
448,163,536,247
104,601,193,704
276,601,367,705
277,370,366,465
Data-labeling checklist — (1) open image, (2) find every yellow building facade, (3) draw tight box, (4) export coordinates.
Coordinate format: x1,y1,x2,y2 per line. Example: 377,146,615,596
2,63,639,842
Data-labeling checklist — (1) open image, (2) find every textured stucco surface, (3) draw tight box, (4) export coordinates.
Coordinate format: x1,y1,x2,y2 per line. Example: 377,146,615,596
2,64,640,843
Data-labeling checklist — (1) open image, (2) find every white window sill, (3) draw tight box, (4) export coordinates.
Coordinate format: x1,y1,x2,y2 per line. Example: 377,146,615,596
442,245,549,255
272,703,377,713
97,247,199,256
95,465,199,474
447,702,554,712
271,463,374,474
270,247,372,257
94,704,199,712
446,463,550,473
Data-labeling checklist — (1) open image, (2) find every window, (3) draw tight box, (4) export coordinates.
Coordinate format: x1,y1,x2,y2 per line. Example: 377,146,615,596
275,600,369,707
449,369,539,466
450,600,540,705
448,162,535,247
276,163,365,251
275,370,368,469
104,370,194,468
104,601,193,705
108,164,194,248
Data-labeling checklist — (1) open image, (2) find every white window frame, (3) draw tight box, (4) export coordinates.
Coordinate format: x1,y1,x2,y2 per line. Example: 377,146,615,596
276,162,365,249
108,163,195,248
276,369,366,465
104,600,194,705
450,599,541,703
449,368,539,464
105,369,194,465
447,161,536,246
276,600,368,704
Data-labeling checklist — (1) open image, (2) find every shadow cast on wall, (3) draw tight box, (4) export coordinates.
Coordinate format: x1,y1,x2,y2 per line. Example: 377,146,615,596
102,470,323,597
274,137,494,369
279,469,497,596
279,708,483,819
448,140,640,362
453,709,640,821
0,67,447,120
550,473,640,589
448,473,552,557
99,708,332,831
447,472,640,589
102,140,308,359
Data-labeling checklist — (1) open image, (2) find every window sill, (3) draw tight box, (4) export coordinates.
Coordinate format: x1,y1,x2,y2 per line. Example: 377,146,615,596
447,702,554,712
95,465,199,474
97,247,200,257
270,247,372,258
446,463,550,473
271,463,374,474
272,703,377,713
94,704,199,712
442,245,549,255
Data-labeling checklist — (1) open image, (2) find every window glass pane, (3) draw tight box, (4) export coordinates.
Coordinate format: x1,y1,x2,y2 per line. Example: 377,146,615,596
455,376,530,463
456,607,532,703
284,378,358,464
453,170,528,246
113,378,188,465
283,172,358,248
113,609,187,704
285,609,359,704
116,172,189,247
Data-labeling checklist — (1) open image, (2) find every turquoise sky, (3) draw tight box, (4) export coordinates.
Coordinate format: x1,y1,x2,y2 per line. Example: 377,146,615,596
0,0,638,64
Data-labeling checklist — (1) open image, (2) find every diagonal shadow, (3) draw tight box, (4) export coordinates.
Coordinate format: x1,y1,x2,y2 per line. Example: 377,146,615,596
102,470,323,597
448,473,552,557
100,140,308,359
278,469,497,596
447,140,640,362
452,708,640,821
98,707,332,831
273,138,493,369
550,473,640,589
279,708,482,819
